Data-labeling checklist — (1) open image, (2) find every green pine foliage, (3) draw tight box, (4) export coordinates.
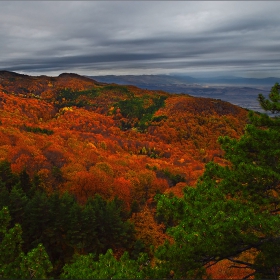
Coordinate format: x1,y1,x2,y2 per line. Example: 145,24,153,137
115,94,167,132
61,249,151,279
0,166,137,277
258,83,280,113
23,125,54,135
0,160,19,191
155,83,280,279
56,88,100,108
0,207,53,278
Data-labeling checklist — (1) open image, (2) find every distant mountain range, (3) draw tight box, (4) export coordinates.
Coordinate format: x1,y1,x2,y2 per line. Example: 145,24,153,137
89,74,279,113
89,74,279,87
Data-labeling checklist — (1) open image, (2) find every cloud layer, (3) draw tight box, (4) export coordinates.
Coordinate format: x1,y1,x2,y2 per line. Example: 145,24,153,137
1,1,280,77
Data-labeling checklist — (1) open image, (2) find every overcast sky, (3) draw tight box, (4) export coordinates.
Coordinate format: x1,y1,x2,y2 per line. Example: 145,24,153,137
1,1,280,78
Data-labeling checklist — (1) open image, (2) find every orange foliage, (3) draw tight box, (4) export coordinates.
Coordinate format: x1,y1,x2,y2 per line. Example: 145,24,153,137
206,259,254,279
130,206,172,252
0,71,248,207
164,182,187,197
68,171,97,203
112,177,132,208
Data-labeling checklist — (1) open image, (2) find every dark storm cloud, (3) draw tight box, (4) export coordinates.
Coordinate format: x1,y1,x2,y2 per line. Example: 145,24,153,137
1,1,280,77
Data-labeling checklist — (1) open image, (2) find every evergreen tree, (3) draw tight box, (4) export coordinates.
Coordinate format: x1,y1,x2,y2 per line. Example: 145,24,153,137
9,185,28,225
85,195,135,255
19,169,32,194
60,249,151,279
79,202,97,254
64,198,84,252
0,179,10,209
0,160,19,191
22,191,50,249
155,83,280,279
0,207,52,278
258,82,280,113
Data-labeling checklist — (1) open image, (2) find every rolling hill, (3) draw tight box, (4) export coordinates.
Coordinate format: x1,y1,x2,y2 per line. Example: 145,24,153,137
0,70,249,201
90,74,273,113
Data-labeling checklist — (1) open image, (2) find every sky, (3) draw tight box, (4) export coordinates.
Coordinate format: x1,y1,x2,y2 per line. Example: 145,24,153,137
1,1,280,78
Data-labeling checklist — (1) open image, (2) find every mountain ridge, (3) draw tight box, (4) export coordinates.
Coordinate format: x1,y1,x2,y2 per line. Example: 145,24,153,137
89,74,276,112
89,74,279,86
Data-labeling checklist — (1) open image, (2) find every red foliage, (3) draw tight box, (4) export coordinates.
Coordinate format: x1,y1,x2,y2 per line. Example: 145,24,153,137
0,72,248,209
112,177,132,208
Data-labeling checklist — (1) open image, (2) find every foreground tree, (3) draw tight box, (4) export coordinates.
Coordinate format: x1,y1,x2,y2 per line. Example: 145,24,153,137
156,83,280,279
60,249,151,279
0,207,52,278
258,82,280,113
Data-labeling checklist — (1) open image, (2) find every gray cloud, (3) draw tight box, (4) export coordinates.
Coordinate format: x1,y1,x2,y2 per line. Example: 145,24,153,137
1,1,280,78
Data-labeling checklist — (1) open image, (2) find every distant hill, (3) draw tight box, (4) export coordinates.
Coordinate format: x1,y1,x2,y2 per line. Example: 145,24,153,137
89,74,279,87
89,74,278,112
197,76,280,86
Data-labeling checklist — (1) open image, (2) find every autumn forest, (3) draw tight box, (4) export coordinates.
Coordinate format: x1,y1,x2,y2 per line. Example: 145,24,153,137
0,71,279,278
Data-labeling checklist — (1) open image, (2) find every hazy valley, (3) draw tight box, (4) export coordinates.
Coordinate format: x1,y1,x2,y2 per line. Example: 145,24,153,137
90,74,277,113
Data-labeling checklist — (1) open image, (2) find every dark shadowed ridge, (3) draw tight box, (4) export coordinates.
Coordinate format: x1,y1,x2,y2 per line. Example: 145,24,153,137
0,70,30,78
89,74,280,87
58,72,99,83
0,70,101,86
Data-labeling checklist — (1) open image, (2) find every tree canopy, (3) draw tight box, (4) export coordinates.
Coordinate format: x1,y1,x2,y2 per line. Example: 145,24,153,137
0,72,279,278
0,207,52,278
155,83,280,279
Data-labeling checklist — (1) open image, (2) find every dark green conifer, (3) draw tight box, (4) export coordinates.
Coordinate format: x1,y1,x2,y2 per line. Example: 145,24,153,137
0,207,52,278
0,160,19,191
9,185,28,225
155,83,280,279
19,169,32,195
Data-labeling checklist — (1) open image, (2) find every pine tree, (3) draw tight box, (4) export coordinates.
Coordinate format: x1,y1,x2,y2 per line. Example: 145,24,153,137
19,169,32,195
0,160,19,191
9,185,28,225
258,82,280,113
60,249,151,279
0,207,52,278
155,83,280,279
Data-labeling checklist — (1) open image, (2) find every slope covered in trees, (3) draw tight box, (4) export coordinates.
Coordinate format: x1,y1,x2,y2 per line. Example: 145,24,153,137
1,71,277,278
156,83,280,279
0,71,248,204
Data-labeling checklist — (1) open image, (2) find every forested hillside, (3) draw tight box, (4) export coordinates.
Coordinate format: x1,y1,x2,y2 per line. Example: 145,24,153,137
0,71,247,202
1,71,278,278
